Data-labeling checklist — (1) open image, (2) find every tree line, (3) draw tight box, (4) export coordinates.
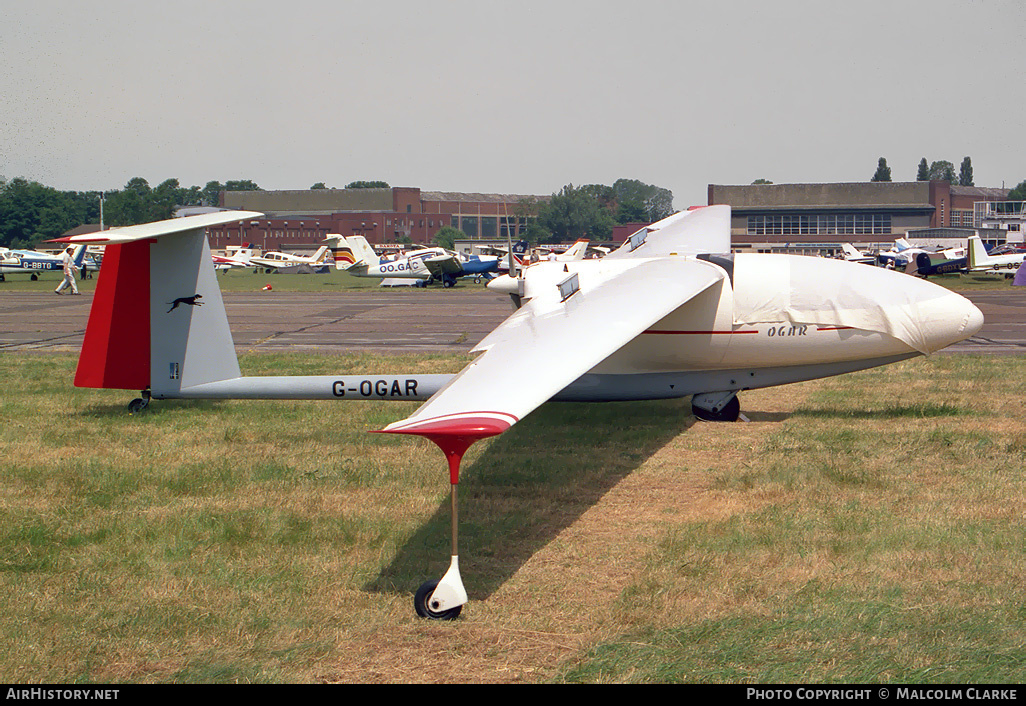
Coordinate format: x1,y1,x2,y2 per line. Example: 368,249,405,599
527,179,674,244
870,156,976,186
0,176,262,250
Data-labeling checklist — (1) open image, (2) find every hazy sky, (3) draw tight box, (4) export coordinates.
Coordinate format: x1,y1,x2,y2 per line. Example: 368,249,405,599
2,0,1023,208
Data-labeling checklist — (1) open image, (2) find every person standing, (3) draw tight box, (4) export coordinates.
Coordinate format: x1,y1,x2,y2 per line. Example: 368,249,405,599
55,246,80,295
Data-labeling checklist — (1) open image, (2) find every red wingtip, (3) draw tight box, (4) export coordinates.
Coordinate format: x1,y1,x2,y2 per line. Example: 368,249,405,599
374,414,516,484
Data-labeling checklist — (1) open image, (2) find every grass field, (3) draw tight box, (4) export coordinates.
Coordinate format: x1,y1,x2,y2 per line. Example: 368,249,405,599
1,352,1025,683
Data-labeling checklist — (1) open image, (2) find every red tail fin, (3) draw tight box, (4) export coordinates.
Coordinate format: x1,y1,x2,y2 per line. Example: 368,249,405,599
75,241,151,390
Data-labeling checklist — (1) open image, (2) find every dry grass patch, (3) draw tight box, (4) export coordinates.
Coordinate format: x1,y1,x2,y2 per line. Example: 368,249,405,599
2,352,1025,683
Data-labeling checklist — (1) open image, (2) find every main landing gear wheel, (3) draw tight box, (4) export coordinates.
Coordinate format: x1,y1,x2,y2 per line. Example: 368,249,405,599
692,394,740,422
127,391,151,413
414,580,462,621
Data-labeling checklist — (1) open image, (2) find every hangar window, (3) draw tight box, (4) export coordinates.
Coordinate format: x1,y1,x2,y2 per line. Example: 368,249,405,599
747,213,891,236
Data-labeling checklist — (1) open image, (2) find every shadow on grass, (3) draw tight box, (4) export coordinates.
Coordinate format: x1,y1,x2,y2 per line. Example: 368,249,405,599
742,410,792,423
367,398,697,600
76,399,223,417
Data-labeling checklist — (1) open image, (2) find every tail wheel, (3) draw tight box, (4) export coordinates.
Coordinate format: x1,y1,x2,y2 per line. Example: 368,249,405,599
414,580,462,621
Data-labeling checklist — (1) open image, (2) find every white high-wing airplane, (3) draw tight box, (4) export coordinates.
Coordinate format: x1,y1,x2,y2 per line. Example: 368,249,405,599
540,239,591,262
211,245,256,272
967,234,1025,273
55,207,983,620
326,235,520,287
0,244,86,281
840,243,876,265
250,245,330,272
877,238,964,269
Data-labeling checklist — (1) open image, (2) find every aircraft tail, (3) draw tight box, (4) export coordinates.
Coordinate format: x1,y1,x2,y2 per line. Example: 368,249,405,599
841,243,861,259
909,252,933,276
310,245,330,264
968,235,991,269
54,211,261,396
341,235,379,268
561,239,589,260
71,244,87,267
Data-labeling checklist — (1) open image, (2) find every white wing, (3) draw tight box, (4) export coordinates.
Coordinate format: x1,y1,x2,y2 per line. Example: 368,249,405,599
382,257,726,437
603,205,731,260
55,211,264,245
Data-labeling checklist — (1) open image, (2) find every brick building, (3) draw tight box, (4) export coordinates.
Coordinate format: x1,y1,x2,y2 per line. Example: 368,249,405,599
707,181,1010,254
206,187,547,252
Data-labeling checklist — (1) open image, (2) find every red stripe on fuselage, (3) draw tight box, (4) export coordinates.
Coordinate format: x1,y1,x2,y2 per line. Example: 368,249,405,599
643,329,758,335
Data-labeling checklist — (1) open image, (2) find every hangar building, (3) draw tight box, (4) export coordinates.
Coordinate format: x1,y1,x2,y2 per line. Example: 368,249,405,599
708,181,1011,255
207,187,546,252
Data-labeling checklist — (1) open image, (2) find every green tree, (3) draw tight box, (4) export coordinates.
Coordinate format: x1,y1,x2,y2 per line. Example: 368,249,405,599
150,178,181,220
432,226,462,250
522,220,550,245
871,157,892,182
917,158,929,181
959,157,974,186
752,178,773,185
310,182,327,189
929,161,957,184
346,180,389,189
610,178,673,223
201,181,223,207
1008,180,1026,201
537,184,615,243
0,178,83,248
103,177,157,226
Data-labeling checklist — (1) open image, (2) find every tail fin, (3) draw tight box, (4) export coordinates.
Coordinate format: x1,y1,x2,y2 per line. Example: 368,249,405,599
560,239,589,260
968,235,991,269
309,245,329,264
324,235,355,269
909,252,933,276
56,211,261,396
341,235,379,267
71,244,87,267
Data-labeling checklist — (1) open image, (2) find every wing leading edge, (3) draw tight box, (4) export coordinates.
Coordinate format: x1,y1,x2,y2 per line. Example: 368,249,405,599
381,257,727,441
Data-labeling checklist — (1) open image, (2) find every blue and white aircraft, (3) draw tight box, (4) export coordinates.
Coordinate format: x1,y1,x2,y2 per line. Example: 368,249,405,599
328,235,527,287
0,245,86,281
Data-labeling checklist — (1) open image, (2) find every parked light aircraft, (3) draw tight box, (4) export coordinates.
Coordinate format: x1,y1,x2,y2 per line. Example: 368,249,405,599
906,252,968,277
250,245,330,273
840,243,876,265
968,234,1025,274
55,207,984,620
0,244,86,281
211,244,256,272
877,238,965,269
536,239,592,262
327,235,527,287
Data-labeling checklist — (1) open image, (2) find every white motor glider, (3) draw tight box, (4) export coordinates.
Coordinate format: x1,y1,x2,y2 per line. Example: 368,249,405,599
54,207,983,620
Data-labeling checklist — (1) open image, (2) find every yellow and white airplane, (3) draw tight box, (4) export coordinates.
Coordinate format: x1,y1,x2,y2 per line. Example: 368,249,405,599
55,207,983,620
249,245,329,273
968,234,1026,274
